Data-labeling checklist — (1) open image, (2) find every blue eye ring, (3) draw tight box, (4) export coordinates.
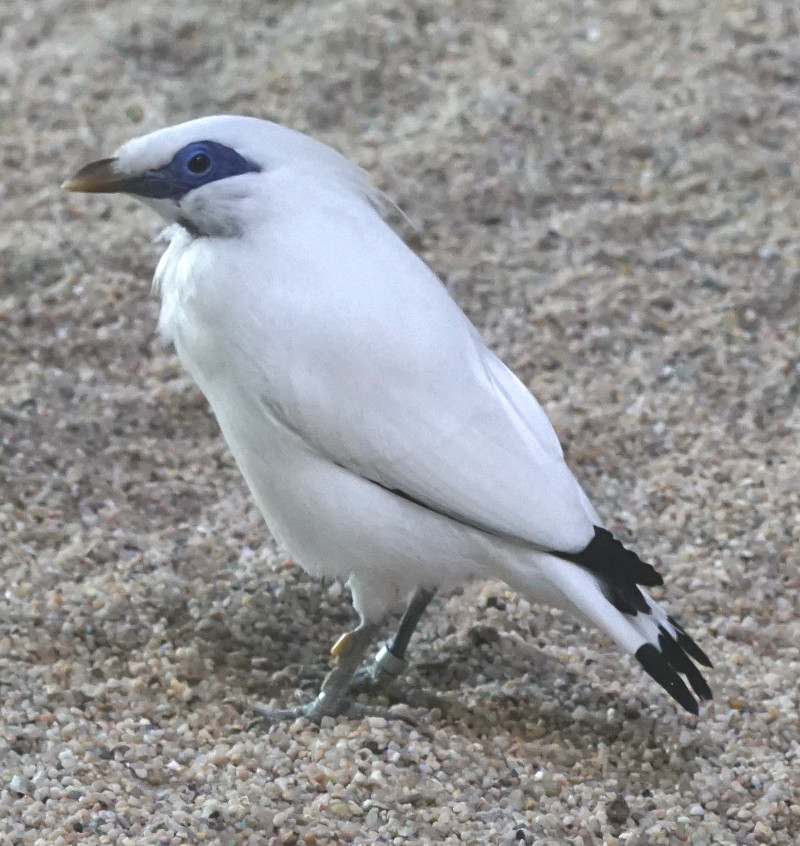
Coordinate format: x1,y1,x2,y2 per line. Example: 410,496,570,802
186,151,212,175
173,141,260,188
118,140,260,200
176,143,217,182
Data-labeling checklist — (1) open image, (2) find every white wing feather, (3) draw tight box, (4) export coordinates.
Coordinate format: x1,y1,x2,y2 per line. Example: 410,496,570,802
176,195,597,554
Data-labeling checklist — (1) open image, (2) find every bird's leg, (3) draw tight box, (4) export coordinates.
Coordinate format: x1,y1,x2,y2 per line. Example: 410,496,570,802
249,621,381,723
353,587,436,693
311,621,380,717
249,592,437,725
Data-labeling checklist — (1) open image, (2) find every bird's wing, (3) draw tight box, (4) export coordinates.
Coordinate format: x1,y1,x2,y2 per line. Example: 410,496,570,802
261,262,595,553
329,348,591,551
182,198,596,554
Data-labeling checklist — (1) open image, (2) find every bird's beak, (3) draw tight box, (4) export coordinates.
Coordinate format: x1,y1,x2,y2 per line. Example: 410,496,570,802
62,157,130,193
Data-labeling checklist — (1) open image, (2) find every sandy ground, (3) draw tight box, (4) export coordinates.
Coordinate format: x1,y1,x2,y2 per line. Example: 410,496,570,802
1,0,799,843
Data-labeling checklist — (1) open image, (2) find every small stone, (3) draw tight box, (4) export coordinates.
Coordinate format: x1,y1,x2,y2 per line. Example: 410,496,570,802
606,795,631,825
329,801,351,818
572,705,589,722
753,821,773,841
468,624,501,647
9,774,31,794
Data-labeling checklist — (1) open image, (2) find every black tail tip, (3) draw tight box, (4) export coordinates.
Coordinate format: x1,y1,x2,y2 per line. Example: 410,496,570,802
635,643,711,715
667,615,713,668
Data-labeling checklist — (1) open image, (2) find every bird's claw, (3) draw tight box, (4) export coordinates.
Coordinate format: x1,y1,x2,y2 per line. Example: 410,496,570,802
246,703,309,727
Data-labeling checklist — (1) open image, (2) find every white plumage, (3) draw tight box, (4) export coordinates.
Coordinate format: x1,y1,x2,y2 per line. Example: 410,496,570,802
64,115,711,717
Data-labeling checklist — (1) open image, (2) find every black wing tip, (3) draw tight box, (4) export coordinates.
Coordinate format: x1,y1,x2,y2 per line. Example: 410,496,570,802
559,526,664,589
635,642,712,715
606,583,650,615
595,528,664,584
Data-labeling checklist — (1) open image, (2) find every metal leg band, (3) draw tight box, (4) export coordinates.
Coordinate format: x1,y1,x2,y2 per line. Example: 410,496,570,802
374,644,407,678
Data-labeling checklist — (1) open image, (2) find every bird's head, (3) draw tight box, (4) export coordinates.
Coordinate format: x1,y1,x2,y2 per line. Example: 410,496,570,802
64,115,378,237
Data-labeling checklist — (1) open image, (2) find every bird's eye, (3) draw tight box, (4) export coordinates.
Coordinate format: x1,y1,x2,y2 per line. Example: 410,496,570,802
187,152,212,174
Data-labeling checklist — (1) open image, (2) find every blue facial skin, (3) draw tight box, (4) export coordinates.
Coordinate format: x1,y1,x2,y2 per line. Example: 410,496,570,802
124,141,261,200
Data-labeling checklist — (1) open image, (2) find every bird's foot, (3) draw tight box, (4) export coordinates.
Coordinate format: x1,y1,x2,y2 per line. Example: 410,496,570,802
349,645,450,713
246,702,310,726
350,644,408,696
246,626,421,728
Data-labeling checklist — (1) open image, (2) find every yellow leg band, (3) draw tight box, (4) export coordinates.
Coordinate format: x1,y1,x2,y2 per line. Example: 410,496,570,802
330,632,353,657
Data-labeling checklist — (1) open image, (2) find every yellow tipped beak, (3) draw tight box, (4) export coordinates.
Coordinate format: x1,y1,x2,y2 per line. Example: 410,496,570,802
62,157,128,193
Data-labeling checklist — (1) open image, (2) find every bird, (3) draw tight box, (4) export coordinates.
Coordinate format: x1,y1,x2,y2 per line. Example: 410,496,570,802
63,115,711,720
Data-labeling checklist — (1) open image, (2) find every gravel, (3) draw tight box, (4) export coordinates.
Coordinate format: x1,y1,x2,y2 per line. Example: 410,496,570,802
1,0,799,843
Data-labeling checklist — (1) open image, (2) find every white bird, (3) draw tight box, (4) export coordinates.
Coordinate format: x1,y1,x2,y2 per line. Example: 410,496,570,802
63,115,711,719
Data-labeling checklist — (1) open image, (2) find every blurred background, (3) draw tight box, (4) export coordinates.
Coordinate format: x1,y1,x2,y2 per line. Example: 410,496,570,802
1,1,798,843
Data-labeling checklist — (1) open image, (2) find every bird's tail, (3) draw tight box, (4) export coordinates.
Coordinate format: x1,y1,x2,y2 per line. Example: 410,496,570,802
501,547,712,714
